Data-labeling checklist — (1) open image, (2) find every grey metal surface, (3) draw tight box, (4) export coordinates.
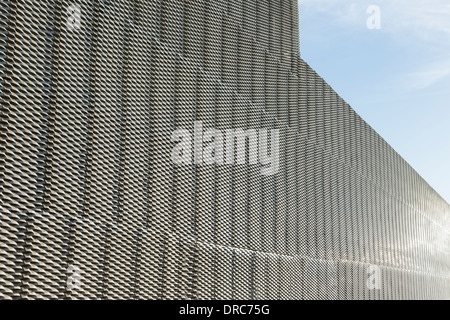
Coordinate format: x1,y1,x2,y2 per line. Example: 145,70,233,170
0,0,449,300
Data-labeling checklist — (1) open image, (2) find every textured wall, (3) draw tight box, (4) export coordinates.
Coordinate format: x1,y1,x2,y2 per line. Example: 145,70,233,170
0,0,449,300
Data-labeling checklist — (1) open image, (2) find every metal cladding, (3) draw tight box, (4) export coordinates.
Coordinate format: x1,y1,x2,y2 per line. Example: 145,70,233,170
0,0,449,300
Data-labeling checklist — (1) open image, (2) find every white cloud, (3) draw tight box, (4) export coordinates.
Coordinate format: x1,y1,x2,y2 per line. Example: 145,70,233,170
405,61,450,90
384,1,450,43
299,0,450,90
300,0,450,40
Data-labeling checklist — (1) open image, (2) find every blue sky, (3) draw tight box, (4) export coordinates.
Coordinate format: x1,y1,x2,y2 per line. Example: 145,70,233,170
299,0,450,204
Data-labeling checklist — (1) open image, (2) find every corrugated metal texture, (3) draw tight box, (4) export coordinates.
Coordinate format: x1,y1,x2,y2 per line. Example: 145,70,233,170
0,0,449,300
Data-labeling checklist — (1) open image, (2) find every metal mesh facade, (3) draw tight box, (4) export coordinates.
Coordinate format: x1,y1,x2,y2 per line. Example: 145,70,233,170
0,0,449,300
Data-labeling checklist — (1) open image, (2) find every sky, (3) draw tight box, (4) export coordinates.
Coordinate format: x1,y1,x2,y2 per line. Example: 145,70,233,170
299,0,450,204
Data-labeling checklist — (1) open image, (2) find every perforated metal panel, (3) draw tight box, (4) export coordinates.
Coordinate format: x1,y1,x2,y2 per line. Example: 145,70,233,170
0,0,449,300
